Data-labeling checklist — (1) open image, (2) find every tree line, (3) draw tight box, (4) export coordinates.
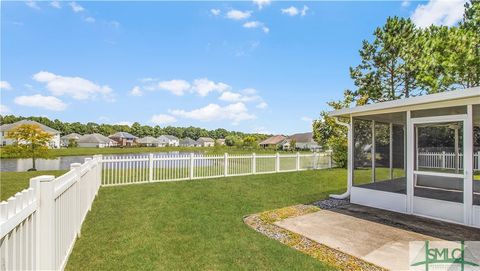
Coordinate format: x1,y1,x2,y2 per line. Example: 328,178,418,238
313,0,479,167
0,115,270,142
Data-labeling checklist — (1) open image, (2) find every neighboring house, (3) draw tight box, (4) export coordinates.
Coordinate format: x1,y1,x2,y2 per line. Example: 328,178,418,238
179,137,199,147
109,132,137,147
197,137,215,147
216,139,226,146
137,136,160,147
61,133,81,147
259,135,287,149
0,120,61,148
78,133,117,148
282,132,321,151
158,135,179,147
328,86,480,229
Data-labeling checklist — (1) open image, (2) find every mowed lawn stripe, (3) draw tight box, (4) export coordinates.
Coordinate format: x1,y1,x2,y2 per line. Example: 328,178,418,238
66,169,347,270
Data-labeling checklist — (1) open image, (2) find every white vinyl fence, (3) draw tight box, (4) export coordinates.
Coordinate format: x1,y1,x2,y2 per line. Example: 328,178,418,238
101,152,333,186
0,152,330,270
0,155,102,271
417,151,480,171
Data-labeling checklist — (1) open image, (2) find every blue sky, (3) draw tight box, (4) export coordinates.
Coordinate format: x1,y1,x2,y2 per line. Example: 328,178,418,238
0,0,467,135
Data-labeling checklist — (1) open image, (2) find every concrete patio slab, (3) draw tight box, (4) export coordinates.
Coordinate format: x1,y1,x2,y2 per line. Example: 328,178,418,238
275,209,441,270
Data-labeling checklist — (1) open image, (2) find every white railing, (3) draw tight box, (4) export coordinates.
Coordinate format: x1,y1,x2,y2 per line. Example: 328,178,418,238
417,151,480,171
101,152,333,186
0,155,102,271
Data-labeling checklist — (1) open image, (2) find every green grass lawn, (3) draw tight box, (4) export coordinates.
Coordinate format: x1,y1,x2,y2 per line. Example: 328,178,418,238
0,170,68,201
66,169,346,270
0,146,312,159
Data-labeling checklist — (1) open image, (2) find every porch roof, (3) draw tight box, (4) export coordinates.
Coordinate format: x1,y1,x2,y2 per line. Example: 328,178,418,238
329,87,480,118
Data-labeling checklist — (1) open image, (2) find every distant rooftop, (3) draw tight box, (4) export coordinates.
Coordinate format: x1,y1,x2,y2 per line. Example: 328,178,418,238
0,120,60,134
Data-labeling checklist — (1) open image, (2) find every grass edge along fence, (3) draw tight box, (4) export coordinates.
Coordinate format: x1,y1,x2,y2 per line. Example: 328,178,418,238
101,152,334,186
0,156,102,271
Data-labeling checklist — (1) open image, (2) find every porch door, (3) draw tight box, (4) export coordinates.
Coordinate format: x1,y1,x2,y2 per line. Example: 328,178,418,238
410,114,467,224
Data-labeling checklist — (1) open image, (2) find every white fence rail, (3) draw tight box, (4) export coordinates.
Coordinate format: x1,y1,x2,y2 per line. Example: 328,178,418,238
0,155,102,271
418,151,480,171
101,152,333,186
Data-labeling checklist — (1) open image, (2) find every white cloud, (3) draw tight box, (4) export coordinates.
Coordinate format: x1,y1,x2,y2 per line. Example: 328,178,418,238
301,116,313,122
130,86,143,97
243,21,270,33
170,103,255,125
253,0,271,10
226,9,252,20
401,0,410,7
300,5,309,16
281,6,299,16
411,0,466,28
84,17,95,23
157,79,191,96
252,126,272,134
25,0,39,9
256,102,268,109
33,71,114,101
150,114,177,125
115,121,132,126
0,81,12,90
0,105,10,115
192,78,230,96
50,1,61,8
211,9,221,16
69,2,84,12
108,20,120,28
14,94,67,111
219,89,260,103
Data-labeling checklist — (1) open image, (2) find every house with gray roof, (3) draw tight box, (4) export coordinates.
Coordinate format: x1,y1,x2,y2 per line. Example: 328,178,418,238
179,137,200,147
158,135,179,147
109,132,137,147
137,136,160,147
78,133,117,148
61,133,81,147
197,137,215,147
0,120,61,148
282,132,321,151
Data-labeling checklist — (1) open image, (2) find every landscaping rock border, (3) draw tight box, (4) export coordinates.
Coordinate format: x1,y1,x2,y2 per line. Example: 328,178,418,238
243,204,385,271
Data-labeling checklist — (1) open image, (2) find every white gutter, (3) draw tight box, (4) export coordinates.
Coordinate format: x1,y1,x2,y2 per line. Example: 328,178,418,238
330,117,352,200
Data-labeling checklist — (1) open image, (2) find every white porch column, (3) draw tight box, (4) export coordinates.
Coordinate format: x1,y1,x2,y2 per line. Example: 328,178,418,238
372,120,376,183
348,116,353,191
464,105,474,225
406,110,414,214
389,123,393,180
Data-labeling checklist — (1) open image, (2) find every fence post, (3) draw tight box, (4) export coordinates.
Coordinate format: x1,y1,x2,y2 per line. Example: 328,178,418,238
442,151,446,169
252,153,256,174
190,153,195,179
33,175,56,270
296,152,300,171
275,153,280,172
94,155,102,191
70,163,82,237
224,153,228,176
148,153,154,182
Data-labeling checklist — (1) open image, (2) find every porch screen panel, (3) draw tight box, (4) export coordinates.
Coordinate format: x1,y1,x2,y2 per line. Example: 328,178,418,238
414,121,464,203
353,118,372,186
392,124,405,181
474,104,480,206
374,122,390,182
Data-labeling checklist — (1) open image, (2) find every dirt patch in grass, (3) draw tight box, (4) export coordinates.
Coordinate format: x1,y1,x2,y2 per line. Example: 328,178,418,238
244,204,386,271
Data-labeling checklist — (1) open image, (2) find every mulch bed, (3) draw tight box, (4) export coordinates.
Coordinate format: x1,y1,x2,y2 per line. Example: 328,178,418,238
243,203,386,271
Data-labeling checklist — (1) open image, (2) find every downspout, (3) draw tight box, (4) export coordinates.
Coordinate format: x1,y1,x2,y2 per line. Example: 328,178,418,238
330,117,352,199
